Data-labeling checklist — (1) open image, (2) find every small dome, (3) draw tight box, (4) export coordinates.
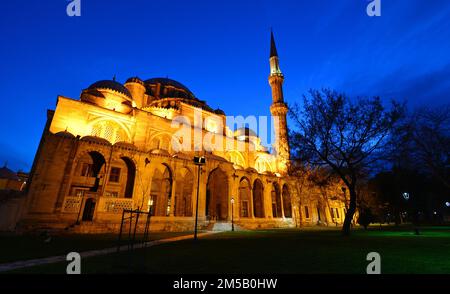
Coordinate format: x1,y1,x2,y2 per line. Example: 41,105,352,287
214,108,225,115
80,136,112,145
0,165,19,180
234,127,258,138
125,77,144,86
87,80,132,99
114,141,137,150
54,131,76,139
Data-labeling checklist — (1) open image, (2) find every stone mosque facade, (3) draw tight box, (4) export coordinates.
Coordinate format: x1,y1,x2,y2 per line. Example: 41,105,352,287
18,33,346,233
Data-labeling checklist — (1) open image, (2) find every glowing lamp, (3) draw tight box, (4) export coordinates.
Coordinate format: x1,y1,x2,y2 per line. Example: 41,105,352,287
402,192,410,200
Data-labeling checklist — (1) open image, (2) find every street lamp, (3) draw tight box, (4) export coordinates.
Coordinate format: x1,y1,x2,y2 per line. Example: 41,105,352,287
402,192,410,201
230,197,235,232
193,156,206,241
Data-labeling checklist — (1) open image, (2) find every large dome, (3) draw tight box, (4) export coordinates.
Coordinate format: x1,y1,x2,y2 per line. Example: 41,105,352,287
234,127,258,138
144,77,215,112
87,80,132,99
144,78,196,100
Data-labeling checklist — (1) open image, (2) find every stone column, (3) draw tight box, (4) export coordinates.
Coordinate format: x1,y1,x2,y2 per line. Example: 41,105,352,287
264,180,273,218
169,173,177,217
250,191,255,219
279,186,285,219
194,165,207,219
228,174,236,222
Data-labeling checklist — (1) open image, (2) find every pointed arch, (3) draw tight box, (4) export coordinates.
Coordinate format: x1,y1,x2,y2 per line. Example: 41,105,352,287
88,118,131,144
71,151,106,194
282,184,292,218
149,164,173,216
103,156,136,199
253,179,265,218
149,132,181,154
226,151,246,169
174,167,194,217
255,156,274,173
271,182,282,218
121,157,136,198
238,177,252,218
206,168,229,220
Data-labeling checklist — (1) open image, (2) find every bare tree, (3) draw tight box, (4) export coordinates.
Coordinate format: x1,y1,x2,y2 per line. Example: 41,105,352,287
410,105,450,189
136,155,153,211
289,162,308,227
289,89,403,235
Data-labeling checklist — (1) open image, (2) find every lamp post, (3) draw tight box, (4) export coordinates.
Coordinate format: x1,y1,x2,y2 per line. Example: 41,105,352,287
231,197,235,232
402,192,410,201
193,156,206,241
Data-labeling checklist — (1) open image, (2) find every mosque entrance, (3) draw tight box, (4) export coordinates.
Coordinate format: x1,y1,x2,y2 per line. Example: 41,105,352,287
82,198,96,221
206,168,229,221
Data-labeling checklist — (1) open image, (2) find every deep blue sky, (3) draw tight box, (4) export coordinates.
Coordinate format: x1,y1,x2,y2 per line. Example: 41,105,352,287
1,0,450,172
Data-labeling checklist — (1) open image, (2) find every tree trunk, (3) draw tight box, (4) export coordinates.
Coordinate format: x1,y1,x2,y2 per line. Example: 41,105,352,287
342,187,357,236
295,181,304,227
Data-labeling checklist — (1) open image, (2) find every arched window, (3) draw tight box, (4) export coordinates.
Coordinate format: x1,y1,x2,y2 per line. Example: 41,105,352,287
255,157,273,173
150,134,178,153
90,120,127,144
227,151,245,168
104,157,136,199
72,151,106,194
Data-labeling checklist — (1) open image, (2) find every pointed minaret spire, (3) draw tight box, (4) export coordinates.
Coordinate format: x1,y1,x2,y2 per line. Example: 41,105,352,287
270,30,278,58
269,30,283,76
268,30,290,173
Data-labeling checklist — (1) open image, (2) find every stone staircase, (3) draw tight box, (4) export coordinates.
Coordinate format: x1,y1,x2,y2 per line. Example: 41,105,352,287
210,221,244,232
65,221,120,234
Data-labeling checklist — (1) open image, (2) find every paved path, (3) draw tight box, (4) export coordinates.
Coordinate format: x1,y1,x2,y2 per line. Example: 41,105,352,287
0,232,217,273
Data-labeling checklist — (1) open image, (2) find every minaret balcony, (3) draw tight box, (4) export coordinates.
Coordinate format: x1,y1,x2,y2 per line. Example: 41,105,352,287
270,102,288,110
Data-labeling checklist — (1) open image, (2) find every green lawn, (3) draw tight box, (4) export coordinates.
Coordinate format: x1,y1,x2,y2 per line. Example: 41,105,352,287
6,226,450,274
0,231,192,264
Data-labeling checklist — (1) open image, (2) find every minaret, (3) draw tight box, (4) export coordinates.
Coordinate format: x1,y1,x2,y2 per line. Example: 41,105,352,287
269,31,290,173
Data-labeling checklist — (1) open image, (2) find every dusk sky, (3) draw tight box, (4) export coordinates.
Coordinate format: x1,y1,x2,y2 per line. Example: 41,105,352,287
1,0,450,172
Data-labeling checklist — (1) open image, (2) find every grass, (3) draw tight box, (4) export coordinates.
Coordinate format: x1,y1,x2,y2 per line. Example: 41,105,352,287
0,231,192,264
5,225,450,274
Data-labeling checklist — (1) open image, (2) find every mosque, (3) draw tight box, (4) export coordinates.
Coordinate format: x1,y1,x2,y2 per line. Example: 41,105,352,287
17,33,346,233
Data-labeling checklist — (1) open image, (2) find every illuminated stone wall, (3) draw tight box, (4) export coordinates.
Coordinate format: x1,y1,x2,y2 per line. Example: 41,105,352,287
17,76,346,232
